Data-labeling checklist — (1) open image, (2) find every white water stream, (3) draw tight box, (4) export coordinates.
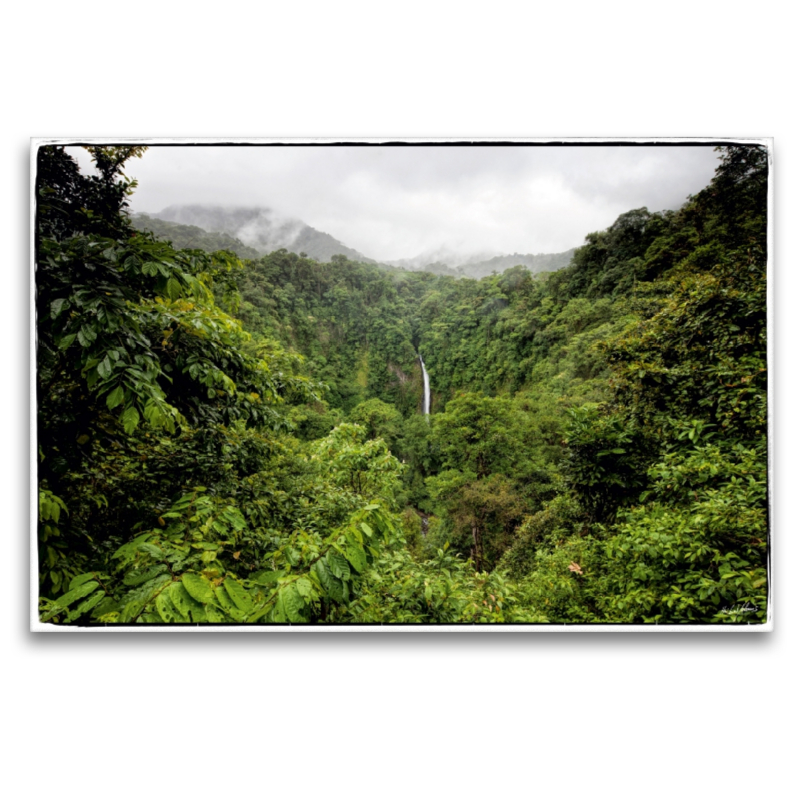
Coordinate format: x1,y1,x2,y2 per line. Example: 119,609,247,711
420,355,431,417
418,355,431,534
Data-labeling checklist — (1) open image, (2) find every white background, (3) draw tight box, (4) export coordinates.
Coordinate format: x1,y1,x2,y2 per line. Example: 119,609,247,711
4,2,796,797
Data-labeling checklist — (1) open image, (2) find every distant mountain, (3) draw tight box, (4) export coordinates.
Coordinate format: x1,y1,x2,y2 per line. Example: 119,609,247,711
131,214,262,260
386,246,500,272
457,249,577,279
137,204,576,279
149,205,374,263
385,247,576,279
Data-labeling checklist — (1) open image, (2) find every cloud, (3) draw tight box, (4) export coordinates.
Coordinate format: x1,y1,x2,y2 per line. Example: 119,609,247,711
66,143,720,260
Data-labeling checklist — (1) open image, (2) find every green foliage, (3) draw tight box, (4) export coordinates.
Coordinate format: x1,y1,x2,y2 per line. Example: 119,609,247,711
38,488,85,597
399,508,424,559
431,392,514,479
517,535,601,624
564,405,654,521
40,488,402,624
427,472,527,572
348,398,404,452
348,542,541,623
235,249,421,414
603,247,767,442
36,147,318,600
396,413,439,510
498,493,585,579
599,443,767,623
132,214,262,260
312,423,405,505
287,400,345,441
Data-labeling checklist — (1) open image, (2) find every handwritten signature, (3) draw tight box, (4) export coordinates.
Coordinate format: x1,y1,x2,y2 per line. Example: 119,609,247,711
720,602,758,615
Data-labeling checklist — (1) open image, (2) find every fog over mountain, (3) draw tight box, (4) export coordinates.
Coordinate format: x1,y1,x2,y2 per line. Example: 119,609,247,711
385,245,577,279
151,205,373,263
386,246,501,271
453,250,577,279
144,204,577,277
69,143,723,277
67,143,721,261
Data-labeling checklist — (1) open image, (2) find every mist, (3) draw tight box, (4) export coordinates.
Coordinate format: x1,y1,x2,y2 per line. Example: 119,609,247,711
66,143,721,261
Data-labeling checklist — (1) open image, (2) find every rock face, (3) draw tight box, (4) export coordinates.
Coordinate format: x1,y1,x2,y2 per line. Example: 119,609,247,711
151,205,374,263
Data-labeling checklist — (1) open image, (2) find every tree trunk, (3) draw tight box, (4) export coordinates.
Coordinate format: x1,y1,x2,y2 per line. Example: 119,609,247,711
471,523,482,571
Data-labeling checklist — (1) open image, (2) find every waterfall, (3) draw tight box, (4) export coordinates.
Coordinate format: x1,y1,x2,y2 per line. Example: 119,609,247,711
420,355,431,416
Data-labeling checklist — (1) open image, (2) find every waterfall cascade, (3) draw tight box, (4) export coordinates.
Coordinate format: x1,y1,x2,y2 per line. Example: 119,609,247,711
420,355,431,416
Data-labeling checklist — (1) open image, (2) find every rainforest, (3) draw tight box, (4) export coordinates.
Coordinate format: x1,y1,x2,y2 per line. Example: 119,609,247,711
35,143,769,626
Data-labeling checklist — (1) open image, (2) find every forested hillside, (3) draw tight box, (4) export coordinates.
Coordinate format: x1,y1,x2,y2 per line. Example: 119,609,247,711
386,247,576,279
151,204,374,263
131,214,262,260
35,144,769,625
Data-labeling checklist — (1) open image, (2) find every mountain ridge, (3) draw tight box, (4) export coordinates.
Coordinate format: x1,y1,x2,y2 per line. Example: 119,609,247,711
387,248,577,279
150,204,374,264
139,203,577,278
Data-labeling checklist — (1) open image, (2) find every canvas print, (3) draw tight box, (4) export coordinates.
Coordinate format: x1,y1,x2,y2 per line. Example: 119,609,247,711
33,139,770,630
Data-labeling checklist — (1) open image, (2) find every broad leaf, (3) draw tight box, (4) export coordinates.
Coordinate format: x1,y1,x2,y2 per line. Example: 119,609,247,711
106,385,125,409
344,540,367,573
156,589,186,623
223,577,253,613
121,405,140,435
66,590,106,623
168,582,207,622
181,573,217,606
41,580,99,621
327,551,351,581
275,584,305,622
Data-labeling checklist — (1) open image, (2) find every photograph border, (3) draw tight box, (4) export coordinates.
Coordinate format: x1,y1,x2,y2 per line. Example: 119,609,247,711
30,136,774,633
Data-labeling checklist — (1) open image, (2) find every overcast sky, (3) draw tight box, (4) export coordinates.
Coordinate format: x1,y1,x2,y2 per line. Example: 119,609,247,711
69,143,721,260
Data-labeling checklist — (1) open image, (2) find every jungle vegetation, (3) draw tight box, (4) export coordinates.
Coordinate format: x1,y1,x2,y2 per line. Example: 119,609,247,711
35,144,768,625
